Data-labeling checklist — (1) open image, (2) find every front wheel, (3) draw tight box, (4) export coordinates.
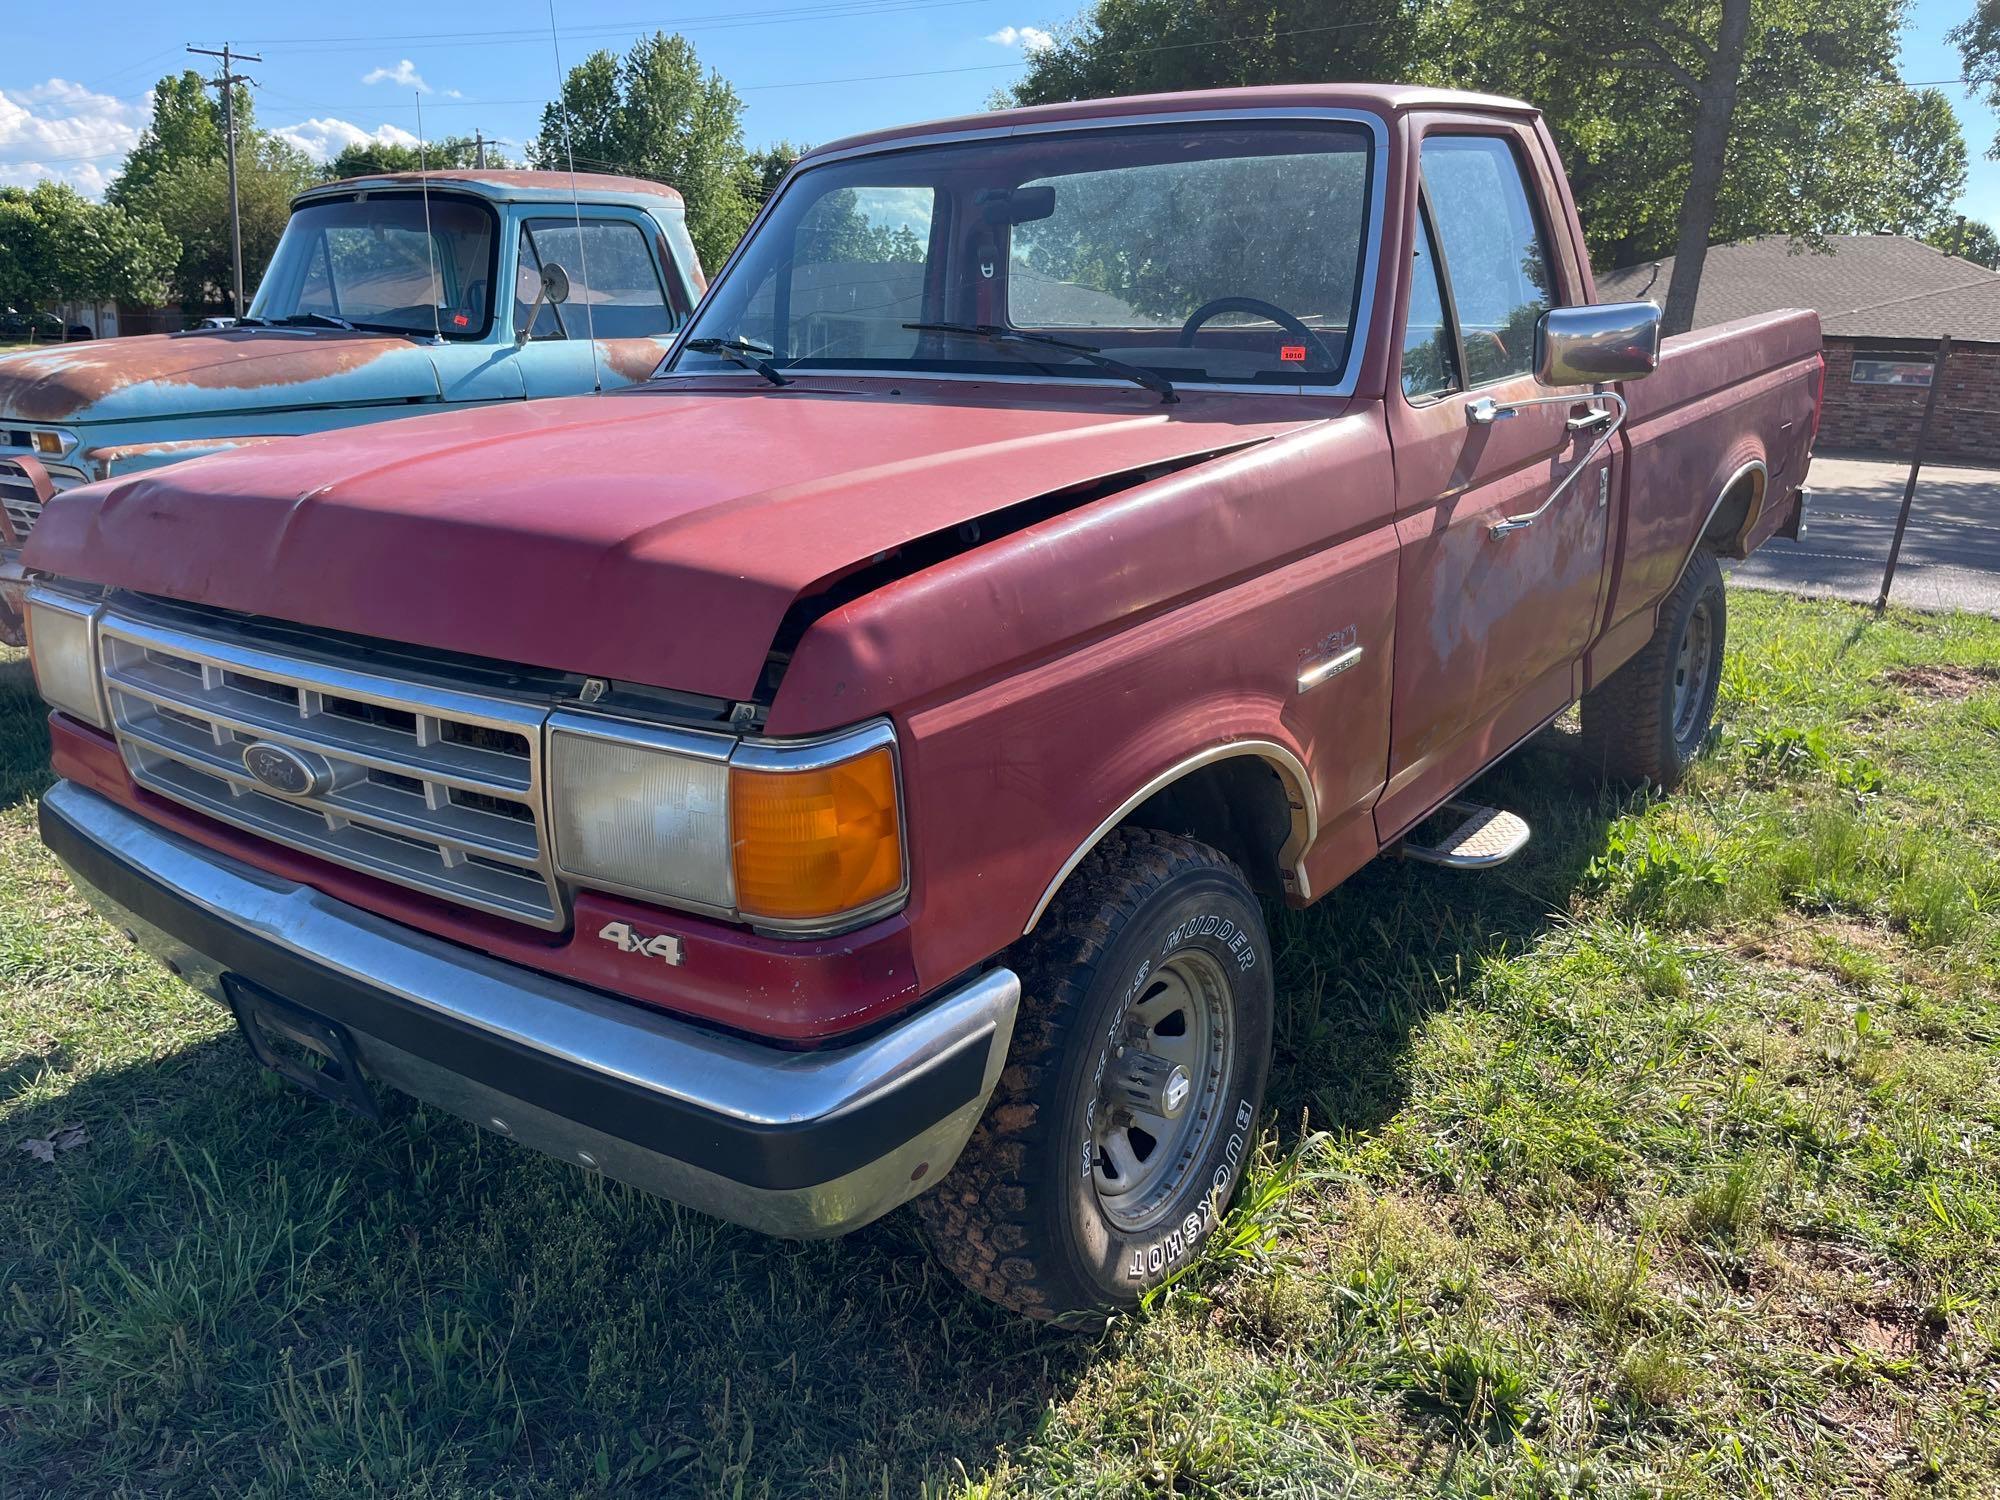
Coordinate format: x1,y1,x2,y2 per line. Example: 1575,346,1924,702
916,829,1273,1324
1581,549,1727,789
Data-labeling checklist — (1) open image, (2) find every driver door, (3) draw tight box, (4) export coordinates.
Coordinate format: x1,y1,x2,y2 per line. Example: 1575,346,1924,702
513,214,684,397
1375,124,1615,840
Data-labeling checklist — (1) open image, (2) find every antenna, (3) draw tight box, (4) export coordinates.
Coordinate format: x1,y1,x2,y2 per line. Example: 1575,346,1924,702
414,90,444,344
546,0,602,392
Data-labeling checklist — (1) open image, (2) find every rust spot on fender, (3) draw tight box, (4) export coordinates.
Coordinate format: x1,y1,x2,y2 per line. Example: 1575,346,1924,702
600,339,669,384
0,332,412,423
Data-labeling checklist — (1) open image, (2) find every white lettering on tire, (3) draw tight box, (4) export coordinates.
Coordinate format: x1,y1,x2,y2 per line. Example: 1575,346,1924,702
1122,1095,1255,1281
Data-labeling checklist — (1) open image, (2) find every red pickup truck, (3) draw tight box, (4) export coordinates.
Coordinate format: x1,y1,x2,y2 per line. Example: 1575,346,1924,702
24,85,1819,1324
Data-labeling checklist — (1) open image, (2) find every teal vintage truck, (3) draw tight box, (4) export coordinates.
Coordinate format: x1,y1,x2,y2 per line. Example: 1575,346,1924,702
0,168,704,639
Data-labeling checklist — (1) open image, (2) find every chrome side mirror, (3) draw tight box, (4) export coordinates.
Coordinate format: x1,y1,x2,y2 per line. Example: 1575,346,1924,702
517,262,574,344
1534,300,1661,386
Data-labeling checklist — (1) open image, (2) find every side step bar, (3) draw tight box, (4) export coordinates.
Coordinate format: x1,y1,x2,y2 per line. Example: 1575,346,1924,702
1397,801,1530,869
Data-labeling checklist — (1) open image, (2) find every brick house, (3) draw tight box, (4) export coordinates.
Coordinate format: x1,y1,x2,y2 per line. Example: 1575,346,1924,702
1597,235,2000,463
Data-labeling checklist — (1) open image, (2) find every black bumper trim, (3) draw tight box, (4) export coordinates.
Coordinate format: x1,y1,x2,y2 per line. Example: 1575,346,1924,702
41,795,988,1193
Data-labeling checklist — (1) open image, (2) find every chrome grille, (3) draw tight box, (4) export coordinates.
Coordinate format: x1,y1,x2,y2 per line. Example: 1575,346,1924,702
97,609,563,929
0,460,83,542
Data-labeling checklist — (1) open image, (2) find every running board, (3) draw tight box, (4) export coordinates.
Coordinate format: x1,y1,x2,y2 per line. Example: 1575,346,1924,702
1397,802,1530,869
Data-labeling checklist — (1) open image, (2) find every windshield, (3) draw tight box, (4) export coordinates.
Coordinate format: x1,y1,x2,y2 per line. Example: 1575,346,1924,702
250,193,499,339
671,120,1374,390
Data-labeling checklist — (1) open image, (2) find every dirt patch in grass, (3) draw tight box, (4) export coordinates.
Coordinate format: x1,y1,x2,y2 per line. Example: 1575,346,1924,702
1882,662,2000,698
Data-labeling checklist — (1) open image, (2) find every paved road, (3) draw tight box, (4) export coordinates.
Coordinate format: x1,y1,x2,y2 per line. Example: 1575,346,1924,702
1725,454,2000,615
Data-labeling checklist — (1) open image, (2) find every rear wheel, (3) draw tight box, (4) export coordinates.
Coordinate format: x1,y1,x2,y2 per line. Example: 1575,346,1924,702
1581,549,1727,789
916,829,1273,1324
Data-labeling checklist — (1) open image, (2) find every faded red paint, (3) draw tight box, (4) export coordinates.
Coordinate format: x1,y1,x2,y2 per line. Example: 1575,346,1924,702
27,382,1320,702
0,331,418,423
31,84,1821,1044
48,714,921,1044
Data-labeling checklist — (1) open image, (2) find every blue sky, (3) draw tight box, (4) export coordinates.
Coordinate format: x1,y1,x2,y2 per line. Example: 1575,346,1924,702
3,0,1995,232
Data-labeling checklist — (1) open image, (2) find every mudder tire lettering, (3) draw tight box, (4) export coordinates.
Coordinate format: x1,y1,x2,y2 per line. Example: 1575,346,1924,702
915,828,1273,1323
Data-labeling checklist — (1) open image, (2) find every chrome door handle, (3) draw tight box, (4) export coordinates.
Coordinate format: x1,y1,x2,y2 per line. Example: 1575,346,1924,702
1486,392,1629,538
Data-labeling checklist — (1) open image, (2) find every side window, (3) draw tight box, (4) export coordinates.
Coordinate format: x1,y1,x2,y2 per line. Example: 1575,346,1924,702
516,218,679,341
1401,212,1457,400
1420,136,1552,387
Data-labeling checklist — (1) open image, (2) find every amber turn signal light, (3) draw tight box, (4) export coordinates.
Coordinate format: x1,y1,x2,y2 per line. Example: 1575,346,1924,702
729,744,903,922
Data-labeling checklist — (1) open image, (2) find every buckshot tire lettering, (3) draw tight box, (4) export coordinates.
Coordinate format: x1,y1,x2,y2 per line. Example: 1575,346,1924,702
916,830,1274,1322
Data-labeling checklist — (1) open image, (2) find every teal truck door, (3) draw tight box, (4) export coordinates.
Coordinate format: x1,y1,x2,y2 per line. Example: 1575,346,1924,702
513,212,684,397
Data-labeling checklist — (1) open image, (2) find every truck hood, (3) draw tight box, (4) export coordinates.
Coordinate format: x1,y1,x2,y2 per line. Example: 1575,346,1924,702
0,330,442,426
27,382,1318,701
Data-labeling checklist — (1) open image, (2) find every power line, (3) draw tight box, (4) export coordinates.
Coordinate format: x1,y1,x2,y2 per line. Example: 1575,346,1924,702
234,0,1012,50
187,43,262,317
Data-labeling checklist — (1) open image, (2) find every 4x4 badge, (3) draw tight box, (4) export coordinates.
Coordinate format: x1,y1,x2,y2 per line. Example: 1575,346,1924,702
596,921,683,965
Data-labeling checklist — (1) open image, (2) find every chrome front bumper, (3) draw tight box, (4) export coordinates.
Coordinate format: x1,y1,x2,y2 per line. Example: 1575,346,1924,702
39,780,1020,1238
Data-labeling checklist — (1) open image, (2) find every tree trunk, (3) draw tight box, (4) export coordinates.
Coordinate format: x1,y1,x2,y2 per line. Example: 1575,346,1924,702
1661,0,1752,336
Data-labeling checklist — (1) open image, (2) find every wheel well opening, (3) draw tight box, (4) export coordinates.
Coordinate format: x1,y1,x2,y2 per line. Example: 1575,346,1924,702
1702,465,1766,558
1123,756,1295,900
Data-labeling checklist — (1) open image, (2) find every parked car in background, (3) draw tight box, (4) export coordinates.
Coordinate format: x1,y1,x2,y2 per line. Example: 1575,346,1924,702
24,85,1817,1323
0,168,705,640
1,309,67,343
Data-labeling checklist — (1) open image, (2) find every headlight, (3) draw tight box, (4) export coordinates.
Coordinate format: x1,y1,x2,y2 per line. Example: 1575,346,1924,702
549,716,735,909
549,712,905,931
23,586,107,728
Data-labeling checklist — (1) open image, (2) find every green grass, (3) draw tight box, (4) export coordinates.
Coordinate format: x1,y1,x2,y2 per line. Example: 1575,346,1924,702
5,591,2000,1496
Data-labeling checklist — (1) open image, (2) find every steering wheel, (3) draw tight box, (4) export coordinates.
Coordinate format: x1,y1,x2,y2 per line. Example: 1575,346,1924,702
1178,296,1336,369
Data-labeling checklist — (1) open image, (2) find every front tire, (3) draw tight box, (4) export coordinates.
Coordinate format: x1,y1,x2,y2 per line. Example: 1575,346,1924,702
916,829,1273,1324
1581,549,1726,789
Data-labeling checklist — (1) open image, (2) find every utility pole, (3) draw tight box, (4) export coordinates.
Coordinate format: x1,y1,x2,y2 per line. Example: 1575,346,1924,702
473,130,488,168
187,43,262,318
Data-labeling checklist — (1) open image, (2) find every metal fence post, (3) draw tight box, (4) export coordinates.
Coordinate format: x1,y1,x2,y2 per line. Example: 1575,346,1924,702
1876,334,1950,611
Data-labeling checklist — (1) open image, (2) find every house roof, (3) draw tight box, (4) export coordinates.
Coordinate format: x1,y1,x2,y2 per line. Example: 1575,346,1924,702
1596,234,2000,343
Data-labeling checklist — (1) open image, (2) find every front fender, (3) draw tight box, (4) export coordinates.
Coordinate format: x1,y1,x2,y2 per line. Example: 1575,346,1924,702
90,435,290,479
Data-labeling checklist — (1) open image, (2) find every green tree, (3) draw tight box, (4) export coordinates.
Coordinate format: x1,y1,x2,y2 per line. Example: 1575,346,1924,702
1007,0,1437,104
324,135,514,181
108,72,318,310
533,32,751,269
1929,216,2000,268
1954,0,2000,158
107,71,229,211
735,141,807,210
1009,0,1965,335
1442,0,1963,330
0,182,176,315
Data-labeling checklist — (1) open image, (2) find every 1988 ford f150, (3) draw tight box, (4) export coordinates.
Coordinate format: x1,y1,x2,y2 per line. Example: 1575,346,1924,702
24,85,1819,1323
0,169,705,641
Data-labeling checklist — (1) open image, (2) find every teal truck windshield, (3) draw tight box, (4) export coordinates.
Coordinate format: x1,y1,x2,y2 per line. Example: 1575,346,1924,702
673,121,1374,389
250,194,499,339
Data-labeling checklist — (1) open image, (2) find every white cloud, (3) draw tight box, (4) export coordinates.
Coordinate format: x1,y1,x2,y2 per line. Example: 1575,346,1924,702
274,117,421,161
985,25,1055,52
0,77,146,198
362,59,429,91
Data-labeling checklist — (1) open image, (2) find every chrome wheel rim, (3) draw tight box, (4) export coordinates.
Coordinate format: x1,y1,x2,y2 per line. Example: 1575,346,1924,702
1091,948,1234,1232
1671,599,1715,744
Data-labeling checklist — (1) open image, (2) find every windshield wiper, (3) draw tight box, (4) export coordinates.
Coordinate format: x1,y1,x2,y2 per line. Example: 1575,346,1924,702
683,336,792,388
904,322,1177,404
276,312,357,331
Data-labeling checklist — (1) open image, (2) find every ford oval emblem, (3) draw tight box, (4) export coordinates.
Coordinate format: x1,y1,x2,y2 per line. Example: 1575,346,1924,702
242,741,332,798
